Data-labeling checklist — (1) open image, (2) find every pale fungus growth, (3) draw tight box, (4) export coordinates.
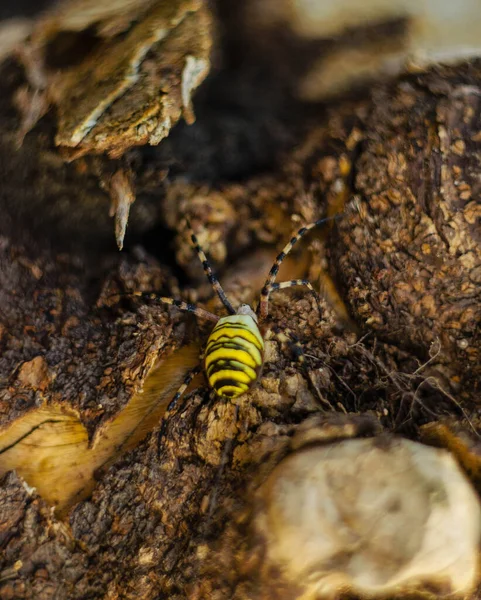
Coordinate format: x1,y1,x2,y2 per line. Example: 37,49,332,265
254,436,481,598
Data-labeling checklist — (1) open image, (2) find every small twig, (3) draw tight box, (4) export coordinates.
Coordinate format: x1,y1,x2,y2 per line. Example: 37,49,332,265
422,376,480,439
412,339,442,376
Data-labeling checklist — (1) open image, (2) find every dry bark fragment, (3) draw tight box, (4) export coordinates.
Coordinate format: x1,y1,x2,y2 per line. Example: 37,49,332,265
107,168,136,250
0,238,174,431
21,0,213,159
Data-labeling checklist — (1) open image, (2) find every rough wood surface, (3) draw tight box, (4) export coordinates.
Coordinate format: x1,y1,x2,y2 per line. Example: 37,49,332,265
331,67,481,403
1,3,481,599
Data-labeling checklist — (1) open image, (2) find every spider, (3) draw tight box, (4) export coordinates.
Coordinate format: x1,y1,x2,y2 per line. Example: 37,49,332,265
131,216,335,424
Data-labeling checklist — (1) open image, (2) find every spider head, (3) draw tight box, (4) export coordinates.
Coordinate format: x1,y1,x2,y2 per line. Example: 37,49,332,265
236,303,258,322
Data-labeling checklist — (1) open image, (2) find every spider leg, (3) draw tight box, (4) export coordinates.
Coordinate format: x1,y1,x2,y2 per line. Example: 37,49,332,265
159,361,204,440
184,219,236,315
258,216,336,320
116,291,220,323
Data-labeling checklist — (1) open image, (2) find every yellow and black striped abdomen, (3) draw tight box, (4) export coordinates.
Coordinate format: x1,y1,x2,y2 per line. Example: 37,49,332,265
204,314,264,398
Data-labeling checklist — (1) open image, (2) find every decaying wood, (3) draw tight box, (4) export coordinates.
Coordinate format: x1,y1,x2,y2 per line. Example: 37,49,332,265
331,67,481,403
13,0,212,160
6,0,213,248
1,3,481,599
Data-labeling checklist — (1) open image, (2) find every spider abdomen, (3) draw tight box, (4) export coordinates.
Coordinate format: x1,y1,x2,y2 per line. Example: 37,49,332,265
204,314,264,398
